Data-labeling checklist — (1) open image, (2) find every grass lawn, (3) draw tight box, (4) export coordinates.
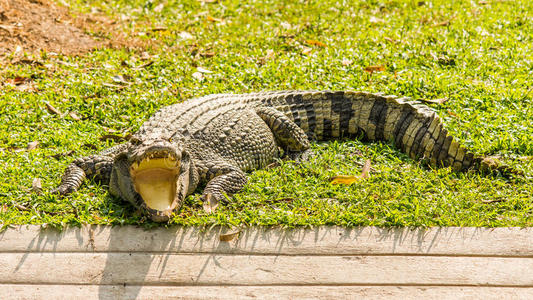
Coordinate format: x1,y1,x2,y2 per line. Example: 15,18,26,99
0,0,532,228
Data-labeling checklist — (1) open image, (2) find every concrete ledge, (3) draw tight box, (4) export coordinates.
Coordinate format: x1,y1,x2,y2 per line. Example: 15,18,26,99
1,226,532,299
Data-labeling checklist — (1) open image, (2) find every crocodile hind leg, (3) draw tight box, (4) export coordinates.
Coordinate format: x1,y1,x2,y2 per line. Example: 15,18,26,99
198,161,248,213
256,107,310,151
256,107,312,162
52,144,127,195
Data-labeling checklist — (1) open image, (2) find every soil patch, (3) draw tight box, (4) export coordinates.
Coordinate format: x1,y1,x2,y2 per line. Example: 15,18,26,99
0,0,140,56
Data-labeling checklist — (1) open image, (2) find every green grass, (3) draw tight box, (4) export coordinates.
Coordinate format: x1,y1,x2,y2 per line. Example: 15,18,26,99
1,0,532,228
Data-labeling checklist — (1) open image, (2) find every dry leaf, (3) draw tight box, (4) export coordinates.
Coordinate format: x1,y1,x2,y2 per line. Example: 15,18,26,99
418,97,449,105
112,75,131,85
14,204,29,211
432,15,456,27
134,61,154,70
151,26,168,31
0,204,7,213
342,58,353,66
220,230,241,242
330,175,359,185
192,72,204,80
32,178,42,194
200,52,215,58
7,76,29,85
140,52,152,60
179,31,194,40
331,159,372,185
364,65,386,73
384,37,399,44
361,159,371,179
369,16,384,24
265,49,275,59
153,3,164,12
45,102,62,116
51,150,75,160
196,67,213,73
206,15,223,22
447,110,458,117
99,134,130,142
27,141,39,151
83,143,98,150
68,111,81,120
202,193,218,213
481,198,505,204
102,83,126,90
306,40,327,47
301,47,313,55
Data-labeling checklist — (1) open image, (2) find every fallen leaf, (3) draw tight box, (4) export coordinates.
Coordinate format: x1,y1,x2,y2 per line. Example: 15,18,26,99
481,198,505,204
364,65,386,73
68,111,81,121
432,15,456,27
342,58,353,66
330,175,359,185
179,31,194,40
6,76,37,92
153,3,164,12
301,47,313,55
51,150,75,160
360,159,371,179
151,26,168,31
196,67,213,73
112,75,131,85
369,16,384,24
192,72,204,80
200,52,215,58
220,230,241,242
99,134,130,142
206,15,223,22
7,76,29,85
45,102,62,116
447,110,458,117
384,37,399,44
134,61,154,70
14,204,29,211
83,143,98,150
306,40,327,47
331,159,372,185
27,141,39,151
32,178,42,194
202,193,218,213
418,97,449,105
0,204,7,213
265,49,275,59
102,83,126,90
140,52,152,60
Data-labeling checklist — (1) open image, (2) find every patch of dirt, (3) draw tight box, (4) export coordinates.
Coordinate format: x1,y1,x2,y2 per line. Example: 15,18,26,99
0,0,142,57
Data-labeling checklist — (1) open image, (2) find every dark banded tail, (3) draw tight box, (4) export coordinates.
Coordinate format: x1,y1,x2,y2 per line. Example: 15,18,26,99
265,91,519,175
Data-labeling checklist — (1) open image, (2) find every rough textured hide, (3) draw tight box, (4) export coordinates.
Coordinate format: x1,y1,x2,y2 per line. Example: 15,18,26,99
52,91,513,221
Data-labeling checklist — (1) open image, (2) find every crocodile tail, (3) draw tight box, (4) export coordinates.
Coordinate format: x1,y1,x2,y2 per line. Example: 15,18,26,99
272,91,519,174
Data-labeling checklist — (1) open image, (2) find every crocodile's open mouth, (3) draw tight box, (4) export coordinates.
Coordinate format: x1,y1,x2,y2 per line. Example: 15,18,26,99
129,155,181,213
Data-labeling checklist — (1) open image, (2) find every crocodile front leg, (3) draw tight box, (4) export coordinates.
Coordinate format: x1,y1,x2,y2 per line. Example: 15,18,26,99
198,160,247,213
52,144,127,195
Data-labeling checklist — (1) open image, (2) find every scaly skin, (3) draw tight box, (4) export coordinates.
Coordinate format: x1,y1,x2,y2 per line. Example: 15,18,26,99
52,91,518,222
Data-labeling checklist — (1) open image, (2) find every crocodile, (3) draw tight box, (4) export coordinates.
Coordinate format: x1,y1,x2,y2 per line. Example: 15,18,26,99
52,91,516,222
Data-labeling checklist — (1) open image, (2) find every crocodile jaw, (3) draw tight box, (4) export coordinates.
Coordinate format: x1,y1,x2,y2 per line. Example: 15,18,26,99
130,157,181,213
